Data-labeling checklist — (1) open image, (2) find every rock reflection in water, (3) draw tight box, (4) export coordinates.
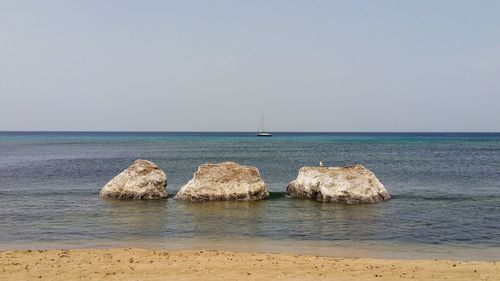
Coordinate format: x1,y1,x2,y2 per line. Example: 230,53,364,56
176,200,266,238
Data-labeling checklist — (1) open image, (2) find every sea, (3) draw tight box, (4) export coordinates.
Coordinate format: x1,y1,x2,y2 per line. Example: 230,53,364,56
0,132,499,260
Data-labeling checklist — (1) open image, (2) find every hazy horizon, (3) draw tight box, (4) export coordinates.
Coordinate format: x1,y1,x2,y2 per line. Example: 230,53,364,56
1,1,499,132
1,130,500,133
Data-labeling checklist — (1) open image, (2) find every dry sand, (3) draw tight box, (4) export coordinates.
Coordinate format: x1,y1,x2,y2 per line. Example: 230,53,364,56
1,248,498,281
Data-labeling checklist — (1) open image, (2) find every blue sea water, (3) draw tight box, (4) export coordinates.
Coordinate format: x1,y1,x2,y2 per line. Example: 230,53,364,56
0,132,499,258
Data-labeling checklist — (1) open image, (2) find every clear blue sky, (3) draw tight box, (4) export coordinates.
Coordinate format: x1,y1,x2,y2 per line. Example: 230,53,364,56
1,0,499,132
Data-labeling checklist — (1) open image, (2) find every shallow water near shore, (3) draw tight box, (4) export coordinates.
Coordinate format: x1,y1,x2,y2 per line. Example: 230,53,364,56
0,132,499,259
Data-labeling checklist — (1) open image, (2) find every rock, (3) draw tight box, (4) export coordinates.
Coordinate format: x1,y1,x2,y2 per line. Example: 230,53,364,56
175,162,269,202
286,165,390,204
99,159,167,200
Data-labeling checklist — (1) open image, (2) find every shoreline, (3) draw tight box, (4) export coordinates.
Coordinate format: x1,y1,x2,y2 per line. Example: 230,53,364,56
1,248,498,281
1,238,499,261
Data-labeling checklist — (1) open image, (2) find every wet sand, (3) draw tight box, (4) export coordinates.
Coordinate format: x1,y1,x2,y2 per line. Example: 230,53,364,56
1,248,498,281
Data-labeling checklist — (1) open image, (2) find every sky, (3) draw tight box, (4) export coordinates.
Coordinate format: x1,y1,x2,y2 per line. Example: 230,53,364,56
1,0,499,132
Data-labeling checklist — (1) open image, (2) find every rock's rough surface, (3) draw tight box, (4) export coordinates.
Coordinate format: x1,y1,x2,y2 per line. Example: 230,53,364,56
175,162,269,202
99,160,167,200
286,165,390,204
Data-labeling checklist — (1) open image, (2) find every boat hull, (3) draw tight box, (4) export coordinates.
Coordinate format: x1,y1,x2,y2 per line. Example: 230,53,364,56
257,133,272,137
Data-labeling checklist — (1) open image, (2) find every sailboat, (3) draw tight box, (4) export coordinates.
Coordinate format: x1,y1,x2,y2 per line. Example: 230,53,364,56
257,115,272,137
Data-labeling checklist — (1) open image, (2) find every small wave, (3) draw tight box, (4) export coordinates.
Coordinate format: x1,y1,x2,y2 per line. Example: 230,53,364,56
0,189,97,197
392,193,500,201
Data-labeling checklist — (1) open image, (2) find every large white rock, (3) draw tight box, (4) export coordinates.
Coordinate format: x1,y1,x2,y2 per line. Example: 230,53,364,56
99,159,167,200
175,162,269,202
286,165,390,204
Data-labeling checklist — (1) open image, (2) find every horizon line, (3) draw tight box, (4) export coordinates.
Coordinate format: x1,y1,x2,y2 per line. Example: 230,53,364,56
1,130,500,134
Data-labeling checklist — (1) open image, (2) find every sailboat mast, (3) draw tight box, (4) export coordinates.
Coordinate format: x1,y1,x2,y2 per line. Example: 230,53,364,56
261,114,264,132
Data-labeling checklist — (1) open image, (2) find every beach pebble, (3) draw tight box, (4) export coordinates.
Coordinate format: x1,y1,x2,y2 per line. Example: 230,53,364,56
286,165,390,203
175,162,269,201
99,159,167,200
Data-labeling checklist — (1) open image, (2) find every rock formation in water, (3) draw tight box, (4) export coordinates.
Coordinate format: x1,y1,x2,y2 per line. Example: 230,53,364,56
286,165,390,204
175,162,269,202
99,159,167,200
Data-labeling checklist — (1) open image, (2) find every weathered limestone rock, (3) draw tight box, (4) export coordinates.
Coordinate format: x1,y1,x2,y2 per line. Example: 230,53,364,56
175,162,269,202
99,159,167,200
286,165,390,204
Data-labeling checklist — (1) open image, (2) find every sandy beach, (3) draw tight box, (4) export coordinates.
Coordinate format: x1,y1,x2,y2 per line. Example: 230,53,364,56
1,248,498,281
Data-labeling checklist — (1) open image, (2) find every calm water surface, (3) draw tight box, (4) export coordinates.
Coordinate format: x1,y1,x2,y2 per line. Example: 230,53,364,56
0,132,499,259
